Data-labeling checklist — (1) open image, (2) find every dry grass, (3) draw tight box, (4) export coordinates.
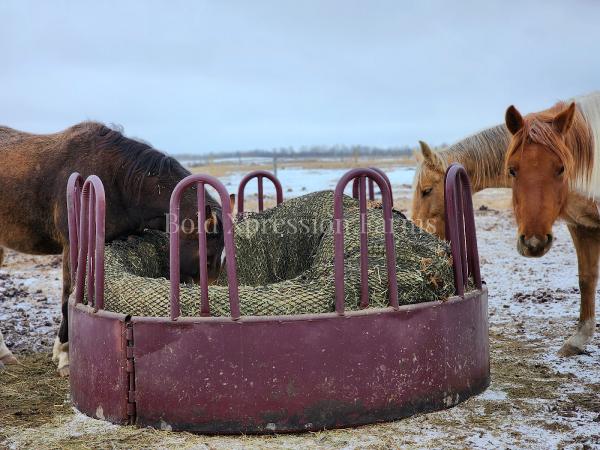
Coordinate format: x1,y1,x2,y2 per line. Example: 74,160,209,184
188,157,415,178
2,326,598,449
0,353,70,430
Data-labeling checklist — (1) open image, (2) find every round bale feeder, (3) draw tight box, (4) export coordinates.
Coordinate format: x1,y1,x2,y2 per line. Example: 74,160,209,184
67,164,489,434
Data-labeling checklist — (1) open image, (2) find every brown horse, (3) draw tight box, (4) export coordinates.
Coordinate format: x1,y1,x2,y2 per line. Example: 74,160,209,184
0,122,224,375
505,97,599,356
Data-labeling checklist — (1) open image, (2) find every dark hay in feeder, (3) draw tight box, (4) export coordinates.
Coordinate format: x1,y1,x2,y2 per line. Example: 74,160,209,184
101,191,456,317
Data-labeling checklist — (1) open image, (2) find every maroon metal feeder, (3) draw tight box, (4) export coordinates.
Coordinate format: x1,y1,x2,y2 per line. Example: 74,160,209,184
67,164,489,434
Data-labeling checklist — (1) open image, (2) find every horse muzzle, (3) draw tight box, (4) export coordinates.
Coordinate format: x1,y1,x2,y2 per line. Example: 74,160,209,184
517,233,553,257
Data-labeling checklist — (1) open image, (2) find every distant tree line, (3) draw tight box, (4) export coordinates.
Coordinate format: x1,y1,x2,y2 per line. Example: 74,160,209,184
173,144,420,163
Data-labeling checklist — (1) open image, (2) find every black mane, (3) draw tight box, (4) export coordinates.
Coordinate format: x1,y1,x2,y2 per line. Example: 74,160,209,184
91,123,191,201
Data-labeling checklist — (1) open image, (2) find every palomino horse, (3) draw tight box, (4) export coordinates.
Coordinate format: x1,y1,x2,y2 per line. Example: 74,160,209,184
412,92,600,355
505,96,599,356
0,122,224,375
412,126,512,239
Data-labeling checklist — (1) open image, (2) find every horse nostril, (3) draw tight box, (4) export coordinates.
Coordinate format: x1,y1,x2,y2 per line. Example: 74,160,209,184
546,234,553,244
519,235,526,245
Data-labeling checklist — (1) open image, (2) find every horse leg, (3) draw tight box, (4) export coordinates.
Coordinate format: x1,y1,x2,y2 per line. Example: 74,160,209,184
0,248,18,366
53,246,71,376
559,224,598,356
0,330,18,366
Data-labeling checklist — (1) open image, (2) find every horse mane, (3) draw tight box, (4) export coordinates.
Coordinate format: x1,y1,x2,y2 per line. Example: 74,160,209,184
416,124,511,190
505,101,594,191
74,122,192,202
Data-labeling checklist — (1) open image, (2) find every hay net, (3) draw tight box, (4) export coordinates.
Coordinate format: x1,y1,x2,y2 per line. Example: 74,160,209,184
100,190,456,317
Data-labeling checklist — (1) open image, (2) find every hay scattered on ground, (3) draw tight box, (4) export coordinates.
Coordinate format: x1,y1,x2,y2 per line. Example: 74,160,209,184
0,353,70,430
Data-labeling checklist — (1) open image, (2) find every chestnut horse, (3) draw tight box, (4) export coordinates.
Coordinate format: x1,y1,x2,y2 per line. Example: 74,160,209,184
412,92,600,355
505,95,599,356
0,122,224,375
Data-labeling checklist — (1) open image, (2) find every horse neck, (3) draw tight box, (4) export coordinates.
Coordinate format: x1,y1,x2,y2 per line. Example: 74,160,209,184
438,124,512,192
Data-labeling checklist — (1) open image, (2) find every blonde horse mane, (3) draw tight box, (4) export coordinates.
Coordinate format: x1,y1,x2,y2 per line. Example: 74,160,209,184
415,124,510,190
573,92,600,196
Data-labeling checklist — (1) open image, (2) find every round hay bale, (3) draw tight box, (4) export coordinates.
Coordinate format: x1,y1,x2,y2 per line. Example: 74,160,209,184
100,191,456,317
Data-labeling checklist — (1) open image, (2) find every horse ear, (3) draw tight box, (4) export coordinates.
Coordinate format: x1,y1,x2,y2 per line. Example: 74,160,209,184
505,105,524,135
553,102,576,135
418,141,442,169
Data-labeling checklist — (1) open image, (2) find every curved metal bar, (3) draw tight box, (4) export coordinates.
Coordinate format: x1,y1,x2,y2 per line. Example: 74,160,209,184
196,183,210,316
352,167,394,203
170,174,239,320
444,164,482,296
74,176,106,311
237,170,283,214
333,168,398,314
369,167,393,201
358,176,369,307
67,173,83,283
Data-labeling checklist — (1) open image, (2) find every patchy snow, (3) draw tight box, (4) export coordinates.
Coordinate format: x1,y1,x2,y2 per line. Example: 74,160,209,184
0,253,62,354
221,166,416,198
1,193,600,449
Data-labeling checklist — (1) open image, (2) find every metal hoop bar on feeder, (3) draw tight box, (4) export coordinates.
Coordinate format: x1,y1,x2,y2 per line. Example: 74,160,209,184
456,169,481,288
196,182,210,316
358,176,369,307
333,168,398,314
169,174,239,321
444,163,482,296
237,170,284,214
74,175,106,311
352,167,394,203
67,173,83,283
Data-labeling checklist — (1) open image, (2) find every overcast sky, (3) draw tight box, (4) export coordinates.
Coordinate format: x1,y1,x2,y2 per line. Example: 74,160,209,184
1,0,599,154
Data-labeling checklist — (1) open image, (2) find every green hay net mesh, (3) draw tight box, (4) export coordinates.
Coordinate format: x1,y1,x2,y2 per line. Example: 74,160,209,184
100,191,456,317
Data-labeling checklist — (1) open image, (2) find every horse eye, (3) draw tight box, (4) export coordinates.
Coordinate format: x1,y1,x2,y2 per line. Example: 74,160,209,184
422,187,433,197
557,166,565,176
508,167,517,177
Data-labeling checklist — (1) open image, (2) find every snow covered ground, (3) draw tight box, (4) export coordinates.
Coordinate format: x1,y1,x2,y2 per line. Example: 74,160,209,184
220,166,416,198
1,191,599,448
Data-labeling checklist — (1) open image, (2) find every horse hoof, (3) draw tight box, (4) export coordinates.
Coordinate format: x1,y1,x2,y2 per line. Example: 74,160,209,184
557,343,585,357
52,337,61,362
0,354,19,365
57,365,70,377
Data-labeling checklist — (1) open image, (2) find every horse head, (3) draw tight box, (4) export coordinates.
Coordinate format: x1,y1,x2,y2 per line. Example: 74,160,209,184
504,102,578,257
136,168,226,284
95,125,225,283
411,141,447,239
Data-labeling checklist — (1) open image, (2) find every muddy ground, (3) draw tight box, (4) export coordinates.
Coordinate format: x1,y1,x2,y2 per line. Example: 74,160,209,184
1,191,599,449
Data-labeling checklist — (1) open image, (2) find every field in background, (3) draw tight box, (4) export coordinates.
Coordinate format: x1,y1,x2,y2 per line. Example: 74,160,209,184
5,159,593,449
185,156,512,213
